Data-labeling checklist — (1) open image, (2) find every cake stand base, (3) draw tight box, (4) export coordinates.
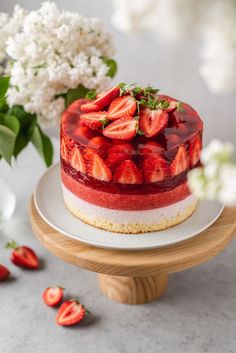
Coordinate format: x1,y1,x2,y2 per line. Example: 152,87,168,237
99,273,168,304
29,198,236,305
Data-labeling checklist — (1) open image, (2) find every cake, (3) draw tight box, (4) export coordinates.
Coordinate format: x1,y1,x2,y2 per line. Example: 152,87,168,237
60,84,203,233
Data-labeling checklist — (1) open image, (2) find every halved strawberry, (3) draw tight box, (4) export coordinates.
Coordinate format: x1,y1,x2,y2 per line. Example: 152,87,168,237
139,141,164,155
108,143,136,155
80,112,108,130
56,300,85,326
165,100,178,113
189,134,202,167
106,143,135,169
108,95,137,120
61,138,68,161
6,241,39,270
139,108,168,138
72,126,93,143
106,152,131,170
170,145,190,176
86,153,112,182
84,136,111,160
142,156,169,183
87,136,110,150
0,264,10,281
113,160,143,184
103,116,137,140
70,148,86,174
43,287,64,307
81,86,120,113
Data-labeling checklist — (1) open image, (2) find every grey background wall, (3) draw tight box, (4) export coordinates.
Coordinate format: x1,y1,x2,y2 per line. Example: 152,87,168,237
1,0,235,145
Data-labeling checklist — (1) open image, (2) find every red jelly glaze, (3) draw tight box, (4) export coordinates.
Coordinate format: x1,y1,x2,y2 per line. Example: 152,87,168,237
60,95,203,210
61,169,191,210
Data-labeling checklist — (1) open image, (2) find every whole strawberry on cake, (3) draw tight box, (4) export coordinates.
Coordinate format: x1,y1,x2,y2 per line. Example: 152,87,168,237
60,83,203,234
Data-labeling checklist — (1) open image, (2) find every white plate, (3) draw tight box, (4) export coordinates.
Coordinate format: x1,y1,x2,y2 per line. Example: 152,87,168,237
34,164,224,251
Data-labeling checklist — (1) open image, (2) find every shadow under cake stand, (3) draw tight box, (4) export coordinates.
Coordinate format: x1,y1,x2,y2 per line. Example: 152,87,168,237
30,199,236,305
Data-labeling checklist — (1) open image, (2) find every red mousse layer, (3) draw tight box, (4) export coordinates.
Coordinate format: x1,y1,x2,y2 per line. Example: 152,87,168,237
61,169,191,211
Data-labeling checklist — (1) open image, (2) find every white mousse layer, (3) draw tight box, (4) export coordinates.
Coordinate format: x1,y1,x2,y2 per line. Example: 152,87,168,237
62,183,197,225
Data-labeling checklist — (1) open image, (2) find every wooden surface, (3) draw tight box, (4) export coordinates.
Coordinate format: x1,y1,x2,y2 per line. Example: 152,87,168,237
98,273,168,304
29,198,236,277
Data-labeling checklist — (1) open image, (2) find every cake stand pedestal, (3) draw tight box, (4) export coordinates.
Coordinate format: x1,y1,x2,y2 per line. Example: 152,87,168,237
29,199,236,305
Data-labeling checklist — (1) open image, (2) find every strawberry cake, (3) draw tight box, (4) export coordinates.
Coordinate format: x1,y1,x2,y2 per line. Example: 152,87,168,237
60,84,203,233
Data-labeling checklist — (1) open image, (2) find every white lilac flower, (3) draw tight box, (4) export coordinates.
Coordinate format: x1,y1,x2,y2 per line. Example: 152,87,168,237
199,0,236,94
156,0,201,41
200,140,234,165
218,165,236,206
0,5,26,73
188,140,236,206
111,0,159,33
4,2,115,127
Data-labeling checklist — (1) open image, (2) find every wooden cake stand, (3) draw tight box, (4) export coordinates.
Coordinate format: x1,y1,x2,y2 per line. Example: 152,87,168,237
29,199,236,305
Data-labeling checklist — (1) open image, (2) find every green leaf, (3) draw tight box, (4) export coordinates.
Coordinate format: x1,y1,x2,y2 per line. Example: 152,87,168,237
30,125,53,167
0,124,16,164
66,85,89,107
85,89,97,100
0,97,9,112
7,105,36,129
13,133,29,158
6,105,37,158
0,76,10,101
102,57,117,78
3,115,20,135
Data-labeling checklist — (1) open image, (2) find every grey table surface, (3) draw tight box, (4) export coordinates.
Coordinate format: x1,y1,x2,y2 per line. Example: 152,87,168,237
0,1,236,352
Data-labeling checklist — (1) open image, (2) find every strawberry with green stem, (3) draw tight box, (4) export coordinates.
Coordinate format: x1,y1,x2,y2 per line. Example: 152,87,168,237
5,240,39,270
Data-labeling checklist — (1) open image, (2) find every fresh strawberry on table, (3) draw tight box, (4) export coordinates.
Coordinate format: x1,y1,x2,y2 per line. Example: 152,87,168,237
5,240,39,270
81,86,120,112
56,299,86,326
139,108,169,138
108,95,137,120
43,286,64,307
103,116,137,140
0,264,10,281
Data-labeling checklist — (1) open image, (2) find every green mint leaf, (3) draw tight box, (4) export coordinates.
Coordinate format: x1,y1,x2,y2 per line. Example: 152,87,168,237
137,128,145,135
132,87,143,95
100,118,109,128
118,82,127,96
30,125,53,167
159,100,170,110
0,76,10,101
0,124,16,164
144,86,159,96
85,90,97,100
102,57,118,78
